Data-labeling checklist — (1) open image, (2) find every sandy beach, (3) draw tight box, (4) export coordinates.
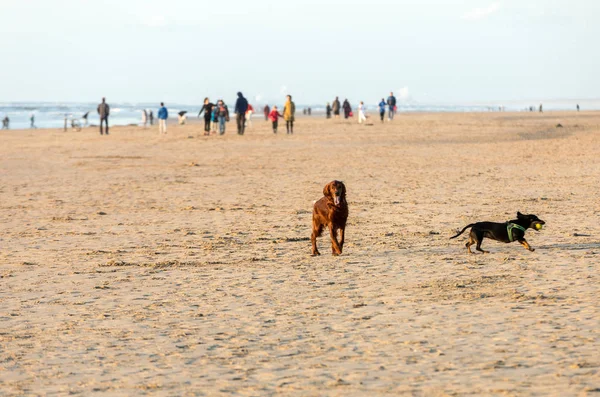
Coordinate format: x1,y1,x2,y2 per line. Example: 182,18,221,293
1,111,599,396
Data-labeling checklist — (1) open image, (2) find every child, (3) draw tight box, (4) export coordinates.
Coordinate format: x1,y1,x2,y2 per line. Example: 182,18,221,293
268,106,283,134
358,101,367,124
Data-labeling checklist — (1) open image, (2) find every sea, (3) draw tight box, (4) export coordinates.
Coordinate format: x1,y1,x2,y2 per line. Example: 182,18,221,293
1,100,598,130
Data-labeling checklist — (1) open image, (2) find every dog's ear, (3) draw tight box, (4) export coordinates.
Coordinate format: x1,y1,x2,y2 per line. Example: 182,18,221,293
517,211,524,218
323,182,332,198
340,182,346,199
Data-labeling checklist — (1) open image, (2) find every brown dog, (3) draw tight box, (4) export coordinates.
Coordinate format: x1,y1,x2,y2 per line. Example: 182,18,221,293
311,180,348,256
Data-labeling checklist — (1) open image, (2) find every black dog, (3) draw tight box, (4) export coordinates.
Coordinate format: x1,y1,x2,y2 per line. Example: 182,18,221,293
450,212,545,253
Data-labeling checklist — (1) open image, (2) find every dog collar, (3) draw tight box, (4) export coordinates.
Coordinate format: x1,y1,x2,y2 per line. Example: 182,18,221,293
507,223,527,242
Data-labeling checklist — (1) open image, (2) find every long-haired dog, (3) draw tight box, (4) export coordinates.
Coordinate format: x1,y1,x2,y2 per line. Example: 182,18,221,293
311,181,348,256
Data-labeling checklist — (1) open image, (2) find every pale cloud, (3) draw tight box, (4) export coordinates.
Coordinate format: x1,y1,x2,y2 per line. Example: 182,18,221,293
139,14,168,28
398,87,411,102
462,3,501,21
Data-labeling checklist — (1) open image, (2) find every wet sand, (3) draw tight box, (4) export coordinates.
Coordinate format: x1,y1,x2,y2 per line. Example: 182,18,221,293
1,112,599,395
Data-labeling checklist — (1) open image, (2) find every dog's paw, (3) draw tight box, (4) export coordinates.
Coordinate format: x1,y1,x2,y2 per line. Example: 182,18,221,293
529,248,535,252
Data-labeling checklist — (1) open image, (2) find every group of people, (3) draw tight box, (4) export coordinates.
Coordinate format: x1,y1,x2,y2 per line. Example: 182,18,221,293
262,95,296,134
325,92,398,123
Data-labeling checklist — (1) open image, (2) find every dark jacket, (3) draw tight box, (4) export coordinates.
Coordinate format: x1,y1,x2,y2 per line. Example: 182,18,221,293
234,92,248,114
387,95,397,108
199,103,215,118
97,102,110,118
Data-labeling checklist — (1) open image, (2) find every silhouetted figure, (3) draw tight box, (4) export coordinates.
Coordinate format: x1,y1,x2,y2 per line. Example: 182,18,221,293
342,99,351,119
303,108,307,115
198,98,215,135
82,111,89,127
30,114,36,128
539,104,543,113
2,116,9,129
577,104,580,111
332,97,341,118
149,111,154,125
158,102,168,134
378,98,386,122
263,105,270,121
283,95,296,134
387,92,397,120
308,107,311,116
97,97,110,135
234,92,248,135
326,103,332,118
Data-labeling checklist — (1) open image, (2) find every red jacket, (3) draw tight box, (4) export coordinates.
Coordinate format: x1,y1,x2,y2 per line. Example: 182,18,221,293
268,110,282,122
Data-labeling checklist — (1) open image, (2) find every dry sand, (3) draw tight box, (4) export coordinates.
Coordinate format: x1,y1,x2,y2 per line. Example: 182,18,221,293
1,112,599,396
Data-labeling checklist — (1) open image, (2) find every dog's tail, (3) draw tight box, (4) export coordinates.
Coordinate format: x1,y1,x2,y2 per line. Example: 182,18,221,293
449,224,475,239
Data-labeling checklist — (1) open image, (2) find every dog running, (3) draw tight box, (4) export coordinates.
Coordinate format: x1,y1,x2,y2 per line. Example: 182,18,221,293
450,212,545,253
311,180,348,256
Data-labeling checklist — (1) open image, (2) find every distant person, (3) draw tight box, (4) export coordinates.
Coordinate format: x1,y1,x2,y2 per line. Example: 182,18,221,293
263,104,270,121
198,97,215,135
332,97,341,118
141,109,148,128
358,101,367,124
2,116,9,129
378,98,386,122
234,92,248,135
97,97,110,135
211,105,219,134
387,92,396,121
246,103,254,128
308,107,312,116
149,110,154,125
326,102,332,118
539,104,543,113
283,95,296,134
158,102,168,134
577,104,580,111
216,99,229,135
30,114,36,128
82,111,89,127
268,105,283,133
64,114,68,132
342,99,351,119
303,108,307,115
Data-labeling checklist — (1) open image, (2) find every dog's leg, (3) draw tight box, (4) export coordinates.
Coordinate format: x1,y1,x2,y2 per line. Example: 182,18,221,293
339,227,345,252
518,239,535,252
474,231,489,254
466,237,474,254
329,225,342,256
311,224,321,256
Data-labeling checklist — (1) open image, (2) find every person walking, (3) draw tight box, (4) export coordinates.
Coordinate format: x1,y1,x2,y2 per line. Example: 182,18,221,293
216,100,229,135
326,102,332,119
211,105,219,134
342,99,351,119
234,92,248,135
246,103,254,128
378,98,386,122
30,114,36,128
198,98,215,135
141,109,148,128
263,104,270,121
283,95,296,134
268,106,283,133
97,97,110,135
577,104,580,111
158,102,168,134
332,97,341,118
2,116,9,129
358,101,367,124
387,92,396,121
149,110,154,125
539,104,543,113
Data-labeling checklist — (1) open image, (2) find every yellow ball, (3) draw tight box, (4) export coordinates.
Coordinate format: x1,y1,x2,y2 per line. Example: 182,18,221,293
535,223,543,230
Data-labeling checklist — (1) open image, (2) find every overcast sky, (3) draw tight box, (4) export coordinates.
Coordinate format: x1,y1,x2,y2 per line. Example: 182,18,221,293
1,0,598,104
